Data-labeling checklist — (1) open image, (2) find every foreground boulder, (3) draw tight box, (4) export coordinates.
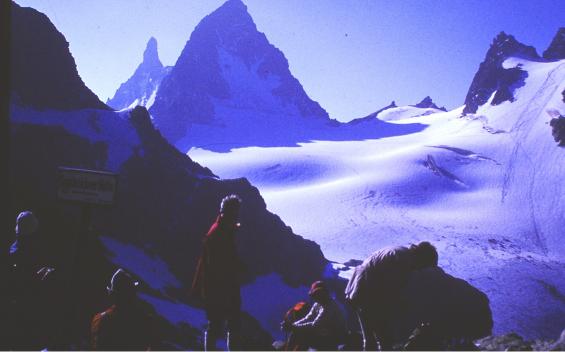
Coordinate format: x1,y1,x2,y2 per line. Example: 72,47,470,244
392,267,493,343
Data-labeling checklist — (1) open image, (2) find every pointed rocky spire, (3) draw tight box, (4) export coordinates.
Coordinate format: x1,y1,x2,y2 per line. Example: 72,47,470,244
543,27,565,60
107,36,170,110
142,37,162,68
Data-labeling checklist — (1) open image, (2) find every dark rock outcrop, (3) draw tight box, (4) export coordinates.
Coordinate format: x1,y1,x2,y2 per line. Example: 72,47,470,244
149,0,330,148
543,27,565,61
550,117,565,146
107,38,172,110
412,96,447,111
463,32,539,115
10,2,108,111
9,3,328,348
393,267,493,343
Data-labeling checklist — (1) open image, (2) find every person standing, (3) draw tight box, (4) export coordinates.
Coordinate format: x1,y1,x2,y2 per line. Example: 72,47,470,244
192,194,244,351
7,210,42,349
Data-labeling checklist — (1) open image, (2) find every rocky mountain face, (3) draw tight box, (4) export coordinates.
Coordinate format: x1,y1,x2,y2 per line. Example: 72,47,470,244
149,0,330,150
10,2,108,111
543,27,565,61
412,96,447,111
463,32,539,115
107,37,172,110
9,3,328,348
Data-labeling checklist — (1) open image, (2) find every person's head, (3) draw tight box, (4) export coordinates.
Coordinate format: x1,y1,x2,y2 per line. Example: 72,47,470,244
219,194,242,224
410,241,438,269
15,210,38,236
308,280,331,303
107,268,139,305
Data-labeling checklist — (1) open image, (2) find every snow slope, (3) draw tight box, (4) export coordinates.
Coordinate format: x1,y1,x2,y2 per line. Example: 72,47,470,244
190,58,565,339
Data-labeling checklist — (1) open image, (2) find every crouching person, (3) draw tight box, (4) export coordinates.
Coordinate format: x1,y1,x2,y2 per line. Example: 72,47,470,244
286,281,347,351
91,268,153,351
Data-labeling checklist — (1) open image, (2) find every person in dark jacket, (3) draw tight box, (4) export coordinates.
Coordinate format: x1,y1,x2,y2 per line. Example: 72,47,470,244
9,210,41,280
91,268,152,351
6,210,42,349
285,281,347,351
192,194,244,351
344,242,438,351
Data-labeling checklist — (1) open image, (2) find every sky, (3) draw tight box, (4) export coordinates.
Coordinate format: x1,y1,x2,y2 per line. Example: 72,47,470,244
14,0,565,122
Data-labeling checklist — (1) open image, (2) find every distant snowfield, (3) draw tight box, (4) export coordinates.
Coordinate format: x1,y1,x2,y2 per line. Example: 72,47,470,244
190,58,565,339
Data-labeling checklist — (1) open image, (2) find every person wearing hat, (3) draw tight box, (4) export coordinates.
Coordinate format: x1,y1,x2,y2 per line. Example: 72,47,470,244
90,268,152,351
9,210,41,274
286,280,347,350
191,194,244,351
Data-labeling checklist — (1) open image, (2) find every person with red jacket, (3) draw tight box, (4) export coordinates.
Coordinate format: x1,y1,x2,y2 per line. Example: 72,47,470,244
91,268,152,351
192,194,243,351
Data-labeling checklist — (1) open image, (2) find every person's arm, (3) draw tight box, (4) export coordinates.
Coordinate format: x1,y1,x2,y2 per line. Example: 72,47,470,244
293,304,324,329
90,313,106,351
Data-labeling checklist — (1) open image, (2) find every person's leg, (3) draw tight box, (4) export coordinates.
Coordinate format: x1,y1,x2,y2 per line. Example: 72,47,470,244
226,291,242,351
288,328,314,351
373,317,393,351
205,309,224,351
357,309,378,351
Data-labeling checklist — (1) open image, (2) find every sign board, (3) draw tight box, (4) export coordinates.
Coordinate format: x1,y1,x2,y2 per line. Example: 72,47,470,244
57,167,118,205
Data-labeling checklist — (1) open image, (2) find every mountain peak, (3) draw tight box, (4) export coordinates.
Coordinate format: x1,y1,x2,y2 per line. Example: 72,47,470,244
463,32,537,115
413,96,447,111
150,0,329,150
199,0,254,31
487,32,539,62
415,96,433,107
142,37,162,69
107,36,170,110
543,27,565,60
219,0,247,11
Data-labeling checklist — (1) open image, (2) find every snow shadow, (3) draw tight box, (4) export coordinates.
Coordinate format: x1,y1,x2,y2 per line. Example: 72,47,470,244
177,118,427,153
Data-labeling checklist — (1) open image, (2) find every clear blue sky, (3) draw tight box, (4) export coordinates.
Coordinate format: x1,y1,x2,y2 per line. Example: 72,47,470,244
15,0,564,121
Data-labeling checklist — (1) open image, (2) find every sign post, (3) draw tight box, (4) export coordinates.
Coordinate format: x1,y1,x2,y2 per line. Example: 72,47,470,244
57,167,118,348
57,167,118,206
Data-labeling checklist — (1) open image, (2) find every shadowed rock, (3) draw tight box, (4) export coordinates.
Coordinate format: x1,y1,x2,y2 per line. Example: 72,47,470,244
10,2,108,110
463,32,538,115
543,27,565,61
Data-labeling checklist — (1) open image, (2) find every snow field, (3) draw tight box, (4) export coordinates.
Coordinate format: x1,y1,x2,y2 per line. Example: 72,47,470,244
190,58,565,338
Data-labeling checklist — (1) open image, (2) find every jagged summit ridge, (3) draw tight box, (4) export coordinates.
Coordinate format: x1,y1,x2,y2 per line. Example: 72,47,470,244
107,37,171,110
149,0,330,149
486,32,539,63
463,32,538,115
